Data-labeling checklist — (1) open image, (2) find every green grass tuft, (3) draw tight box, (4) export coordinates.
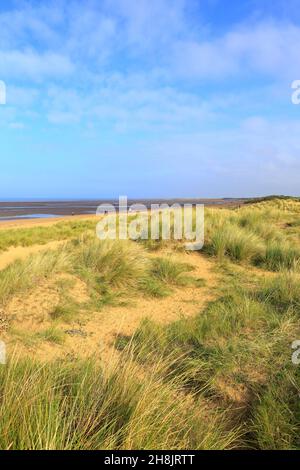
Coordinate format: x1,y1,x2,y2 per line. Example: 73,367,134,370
151,257,195,286
37,326,66,345
0,249,70,306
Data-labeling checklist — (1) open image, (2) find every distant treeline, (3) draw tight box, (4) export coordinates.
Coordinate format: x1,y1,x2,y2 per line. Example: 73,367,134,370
245,195,300,204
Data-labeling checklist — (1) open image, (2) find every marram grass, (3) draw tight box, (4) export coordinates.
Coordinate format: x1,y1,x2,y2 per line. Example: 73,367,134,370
0,354,240,450
1,198,300,449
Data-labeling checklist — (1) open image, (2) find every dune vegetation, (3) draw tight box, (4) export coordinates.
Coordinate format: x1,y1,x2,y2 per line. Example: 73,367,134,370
0,219,97,252
0,198,300,449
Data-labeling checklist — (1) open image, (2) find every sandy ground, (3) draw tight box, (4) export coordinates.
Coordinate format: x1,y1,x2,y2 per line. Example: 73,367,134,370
0,241,66,271
0,232,218,362
63,250,217,362
0,213,274,365
0,214,97,230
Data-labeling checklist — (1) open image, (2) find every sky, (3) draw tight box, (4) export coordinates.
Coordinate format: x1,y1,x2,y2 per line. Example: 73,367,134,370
0,0,300,199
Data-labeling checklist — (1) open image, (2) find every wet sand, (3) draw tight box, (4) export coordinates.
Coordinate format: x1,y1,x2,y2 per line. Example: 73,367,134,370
0,214,97,230
0,198,245,222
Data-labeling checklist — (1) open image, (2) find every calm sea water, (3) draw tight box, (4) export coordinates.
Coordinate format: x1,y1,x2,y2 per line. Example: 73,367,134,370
0,214,61,221
0,199,241,221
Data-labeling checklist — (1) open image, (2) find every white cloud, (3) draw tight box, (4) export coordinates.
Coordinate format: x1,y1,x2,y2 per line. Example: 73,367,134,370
171,21,300,80
1,2,299,85
106,0,189,49
1,0,300,197
0,49,74,81
43,80,216,131
47,111,80,124
7,85,39,106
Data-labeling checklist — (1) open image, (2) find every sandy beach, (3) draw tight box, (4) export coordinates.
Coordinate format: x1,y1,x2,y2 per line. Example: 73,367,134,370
0,213,97,230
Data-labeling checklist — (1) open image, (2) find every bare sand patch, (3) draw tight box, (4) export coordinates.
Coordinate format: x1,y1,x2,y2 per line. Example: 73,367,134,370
3,251,218,362
6,280,60,330
0,240,66,271
0,214,97,230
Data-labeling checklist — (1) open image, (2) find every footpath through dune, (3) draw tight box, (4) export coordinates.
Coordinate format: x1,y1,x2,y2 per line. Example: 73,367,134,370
75,251,218,359
3,248,219,363
0,219,220,363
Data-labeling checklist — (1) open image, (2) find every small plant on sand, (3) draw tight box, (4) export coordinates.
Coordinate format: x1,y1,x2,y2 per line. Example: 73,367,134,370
258,240,300,271
0,249,70,306
139,276,171,298
74,239,149,288
205,224,265,263
49,301,80,323
151,257,195,286
37,326,65,345
257,270,300,312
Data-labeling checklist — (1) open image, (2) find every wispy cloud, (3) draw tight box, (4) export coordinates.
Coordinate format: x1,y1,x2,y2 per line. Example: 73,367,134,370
171,21,300,80
0,0,300,197
0,49,74,81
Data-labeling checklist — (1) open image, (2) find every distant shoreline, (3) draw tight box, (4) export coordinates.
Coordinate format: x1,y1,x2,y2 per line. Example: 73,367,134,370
0,198,245,221
0,213,97,229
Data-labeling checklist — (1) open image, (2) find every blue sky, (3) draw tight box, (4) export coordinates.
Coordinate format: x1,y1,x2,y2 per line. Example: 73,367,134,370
0,0,300,199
